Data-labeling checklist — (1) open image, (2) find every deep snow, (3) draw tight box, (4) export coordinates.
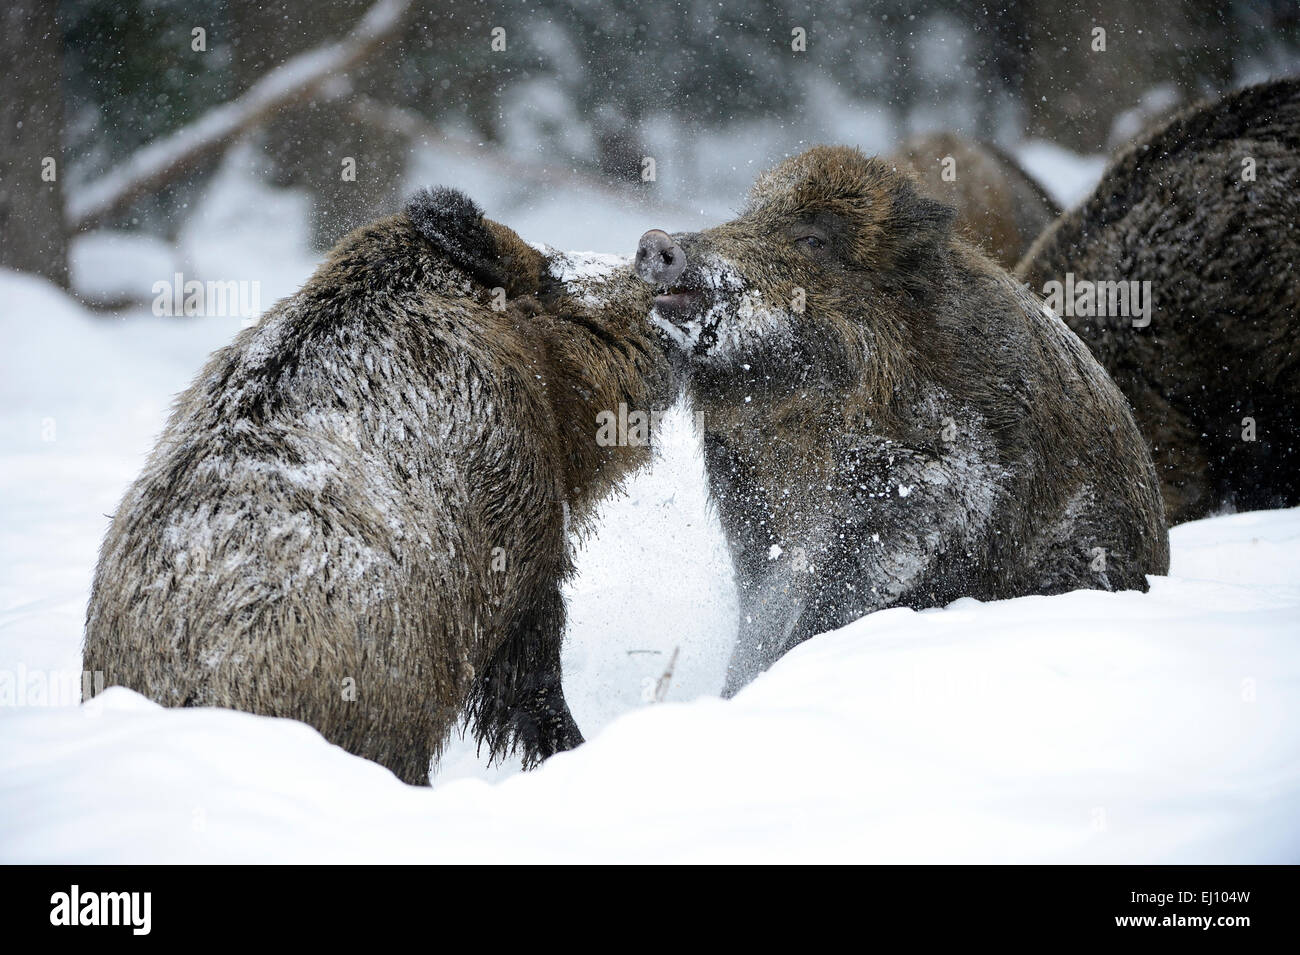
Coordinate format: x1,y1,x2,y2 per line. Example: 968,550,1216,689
3,506,1298,863
2,140,1297,862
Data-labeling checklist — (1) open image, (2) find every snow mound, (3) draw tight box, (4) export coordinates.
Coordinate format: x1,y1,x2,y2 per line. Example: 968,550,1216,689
3,507,1298,863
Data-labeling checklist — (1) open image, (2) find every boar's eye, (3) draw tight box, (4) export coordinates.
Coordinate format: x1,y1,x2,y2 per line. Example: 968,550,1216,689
789,221,831,255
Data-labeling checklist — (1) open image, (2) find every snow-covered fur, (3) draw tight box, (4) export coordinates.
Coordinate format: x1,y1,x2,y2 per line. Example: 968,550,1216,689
889,131,1060,270
83,189,669,784
636,145,1169,694
1016,78,1300,524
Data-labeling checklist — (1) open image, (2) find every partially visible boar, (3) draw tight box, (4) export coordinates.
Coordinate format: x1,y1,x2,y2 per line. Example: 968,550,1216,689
1017,78,1300,524
890,132,1059,270
84,188,669,784
635,145,1168,694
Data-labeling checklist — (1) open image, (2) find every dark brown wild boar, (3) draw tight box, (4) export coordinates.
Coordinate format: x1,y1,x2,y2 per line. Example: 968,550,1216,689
1017,78,1300,524
634,145,1168,694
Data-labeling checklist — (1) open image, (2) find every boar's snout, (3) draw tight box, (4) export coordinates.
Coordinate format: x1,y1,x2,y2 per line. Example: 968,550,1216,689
635,230,686,287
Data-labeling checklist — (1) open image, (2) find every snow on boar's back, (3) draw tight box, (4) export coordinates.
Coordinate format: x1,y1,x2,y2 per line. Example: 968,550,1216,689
1016,78,1300,525
634,145,1169,694
83,189,670,784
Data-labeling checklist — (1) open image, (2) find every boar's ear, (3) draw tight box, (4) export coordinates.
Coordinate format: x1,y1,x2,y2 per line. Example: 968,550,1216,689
895,184,957,245
406,187,498,279
886,182,957,282
406,187,548,297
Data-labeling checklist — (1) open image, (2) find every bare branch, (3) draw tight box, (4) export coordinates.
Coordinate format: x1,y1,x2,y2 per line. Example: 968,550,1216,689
345,95,709,223
66,0,411,232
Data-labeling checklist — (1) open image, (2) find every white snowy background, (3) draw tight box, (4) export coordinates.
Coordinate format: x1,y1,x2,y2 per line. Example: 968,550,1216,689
2,138,1297,863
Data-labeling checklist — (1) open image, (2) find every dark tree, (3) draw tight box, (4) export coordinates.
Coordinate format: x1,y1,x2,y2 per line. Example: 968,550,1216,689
229,0,408,249
0,0,68,285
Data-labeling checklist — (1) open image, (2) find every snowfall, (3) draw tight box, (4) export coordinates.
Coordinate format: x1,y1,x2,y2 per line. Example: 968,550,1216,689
2,138,1298,864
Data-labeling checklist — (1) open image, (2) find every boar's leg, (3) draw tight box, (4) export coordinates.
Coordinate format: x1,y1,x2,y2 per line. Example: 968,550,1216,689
385,739,438,787
1129,382,1213,526
468,583,584,767
720,573,810,698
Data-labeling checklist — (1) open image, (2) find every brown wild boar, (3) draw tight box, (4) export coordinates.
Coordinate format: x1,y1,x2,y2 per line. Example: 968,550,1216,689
634,145,1169,694
889,131,1060,270
84,188,669,784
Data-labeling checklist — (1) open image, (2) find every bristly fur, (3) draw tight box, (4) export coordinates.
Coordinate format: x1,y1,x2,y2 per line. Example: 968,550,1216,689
647,145,1169,694
889,131,1060,269
405,187,493,280
1016,78,1300,524
84,190,670,784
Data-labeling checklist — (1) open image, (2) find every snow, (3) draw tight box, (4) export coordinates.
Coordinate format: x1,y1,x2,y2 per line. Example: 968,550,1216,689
1013,140,1108,208
2,142,1296,863
544,248,630,285
3,506,1298,863
178,146,320,309
69,231,179,305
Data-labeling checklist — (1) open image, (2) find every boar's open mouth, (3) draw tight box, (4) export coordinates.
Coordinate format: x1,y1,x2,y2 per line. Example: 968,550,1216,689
649,281,720,357
652,285,708,325
646,257,745,359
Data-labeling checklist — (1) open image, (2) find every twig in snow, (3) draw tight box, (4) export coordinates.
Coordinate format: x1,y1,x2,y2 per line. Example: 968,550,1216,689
654,646,681,703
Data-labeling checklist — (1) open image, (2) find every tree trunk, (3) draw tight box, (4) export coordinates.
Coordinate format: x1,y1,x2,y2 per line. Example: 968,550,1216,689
1019,1,1239,154
229,0,408,250
0,0,67,286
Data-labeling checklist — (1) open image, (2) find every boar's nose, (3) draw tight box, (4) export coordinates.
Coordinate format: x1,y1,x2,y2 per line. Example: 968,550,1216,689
635,229,687,287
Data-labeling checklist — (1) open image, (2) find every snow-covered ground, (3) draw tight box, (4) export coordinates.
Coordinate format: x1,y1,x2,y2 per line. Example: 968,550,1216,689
2,141,1297,863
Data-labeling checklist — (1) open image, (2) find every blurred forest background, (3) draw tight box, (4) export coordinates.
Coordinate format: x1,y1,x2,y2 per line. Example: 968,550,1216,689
2,0,1298,292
